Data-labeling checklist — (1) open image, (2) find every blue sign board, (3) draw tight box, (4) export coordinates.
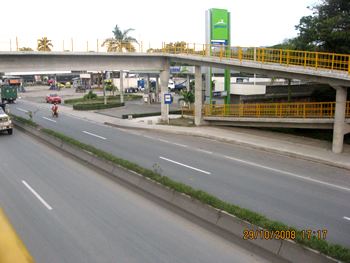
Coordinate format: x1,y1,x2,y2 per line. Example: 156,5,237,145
164,94,172,104
211,40,228,46
212,91,228,97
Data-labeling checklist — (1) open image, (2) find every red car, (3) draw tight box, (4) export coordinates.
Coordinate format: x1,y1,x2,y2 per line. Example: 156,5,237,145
46,93,61,104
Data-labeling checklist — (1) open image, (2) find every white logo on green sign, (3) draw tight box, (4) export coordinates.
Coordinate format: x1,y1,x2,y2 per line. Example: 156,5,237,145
214,19,227,29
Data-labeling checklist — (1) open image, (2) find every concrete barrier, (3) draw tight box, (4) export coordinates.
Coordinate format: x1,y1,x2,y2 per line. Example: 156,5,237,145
91,155,115,174
278,239,337,263
216,210,282,254
0,206,34,263
112,166,143,186
49,136,63,148
12,119,339,263
137,177,175,203
61,142,77,155
171,192,220,225
75,149,94,163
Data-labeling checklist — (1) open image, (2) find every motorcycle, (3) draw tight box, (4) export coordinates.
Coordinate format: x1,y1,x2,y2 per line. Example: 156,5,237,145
52,108,59,117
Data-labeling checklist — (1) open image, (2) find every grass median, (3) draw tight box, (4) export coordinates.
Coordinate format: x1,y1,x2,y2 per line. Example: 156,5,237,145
11,114,350,263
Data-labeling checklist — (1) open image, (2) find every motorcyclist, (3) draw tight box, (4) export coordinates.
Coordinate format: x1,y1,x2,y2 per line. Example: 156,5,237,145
52,103,58,117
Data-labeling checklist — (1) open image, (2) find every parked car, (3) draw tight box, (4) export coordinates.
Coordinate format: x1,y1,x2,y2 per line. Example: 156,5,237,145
65,82,71,88
46,93,61,103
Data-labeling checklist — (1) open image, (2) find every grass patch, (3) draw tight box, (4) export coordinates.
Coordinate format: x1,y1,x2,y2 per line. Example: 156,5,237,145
12,115,350,262
158,116,195,127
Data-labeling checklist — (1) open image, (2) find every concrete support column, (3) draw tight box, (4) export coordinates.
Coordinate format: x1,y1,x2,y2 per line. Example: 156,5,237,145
156,76,160,103
332,85,347,153
146,74,150,105
102,71,106,104
160,58,170,121
186,74,190,91
195,65,202,125
120,70,124,103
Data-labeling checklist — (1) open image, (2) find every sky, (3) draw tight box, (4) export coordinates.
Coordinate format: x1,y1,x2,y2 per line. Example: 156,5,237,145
2,0,318,49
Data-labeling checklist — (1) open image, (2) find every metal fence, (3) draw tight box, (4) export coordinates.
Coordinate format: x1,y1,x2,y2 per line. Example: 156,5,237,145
1,37,350,74
182,101,350,118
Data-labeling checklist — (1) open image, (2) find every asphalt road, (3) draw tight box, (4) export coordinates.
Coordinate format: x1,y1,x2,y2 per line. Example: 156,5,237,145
7,100,350,248
0,130,269,263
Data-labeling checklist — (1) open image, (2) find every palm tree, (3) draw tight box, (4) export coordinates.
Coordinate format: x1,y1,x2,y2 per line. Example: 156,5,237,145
178,90,195,107
102,25,137,52
37,37,53,51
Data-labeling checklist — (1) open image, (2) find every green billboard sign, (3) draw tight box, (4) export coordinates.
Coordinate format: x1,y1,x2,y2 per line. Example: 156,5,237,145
212,8,229,40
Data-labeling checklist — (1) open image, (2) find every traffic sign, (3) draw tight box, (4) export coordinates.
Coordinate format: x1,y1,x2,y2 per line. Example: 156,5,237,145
164,94,172,104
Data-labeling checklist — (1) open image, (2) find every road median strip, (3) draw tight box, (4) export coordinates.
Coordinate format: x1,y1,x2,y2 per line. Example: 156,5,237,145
11,116,350,263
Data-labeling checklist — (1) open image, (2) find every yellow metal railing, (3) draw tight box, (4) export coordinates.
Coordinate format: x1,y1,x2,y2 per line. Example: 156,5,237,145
182,102,350,118
1,37,350,74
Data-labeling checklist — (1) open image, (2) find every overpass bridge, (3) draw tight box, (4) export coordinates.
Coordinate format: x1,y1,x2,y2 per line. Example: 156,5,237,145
0,39,349,153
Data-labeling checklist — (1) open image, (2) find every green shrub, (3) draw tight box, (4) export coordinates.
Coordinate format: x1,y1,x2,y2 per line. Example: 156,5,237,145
84,90,98,100
73,102,125,110
65,94,142,104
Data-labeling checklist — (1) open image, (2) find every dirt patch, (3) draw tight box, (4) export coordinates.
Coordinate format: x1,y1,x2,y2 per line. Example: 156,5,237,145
158,117,195,127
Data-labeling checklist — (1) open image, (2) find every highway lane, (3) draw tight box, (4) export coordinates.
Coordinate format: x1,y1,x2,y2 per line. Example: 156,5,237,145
0,129,269,263
8,100,350,248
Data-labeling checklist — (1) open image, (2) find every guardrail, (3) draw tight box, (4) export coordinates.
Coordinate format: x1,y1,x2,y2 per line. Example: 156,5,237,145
1,37,349,74
182,101,350,118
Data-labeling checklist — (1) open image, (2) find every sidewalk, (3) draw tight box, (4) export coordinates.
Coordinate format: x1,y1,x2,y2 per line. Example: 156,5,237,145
17,85,350,170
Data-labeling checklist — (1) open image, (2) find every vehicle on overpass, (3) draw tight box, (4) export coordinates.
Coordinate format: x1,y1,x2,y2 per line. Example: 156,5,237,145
0,103,13,134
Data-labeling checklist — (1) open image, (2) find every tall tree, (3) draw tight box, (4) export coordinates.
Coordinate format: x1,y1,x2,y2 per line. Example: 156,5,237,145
102,25,137,52
37,37,53,51
295,0,350,54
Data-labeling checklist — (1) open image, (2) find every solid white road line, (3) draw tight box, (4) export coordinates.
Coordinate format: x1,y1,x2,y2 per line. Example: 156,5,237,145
197,149,213,154
115,128,128,132
158,139,170,143
42,117,57,123
344,217,350,221
160,156,211,174
224,156,350,192
143,135,154,139
22,181,53,210
17,108,28,113
173,143,188,148
83,131,106,140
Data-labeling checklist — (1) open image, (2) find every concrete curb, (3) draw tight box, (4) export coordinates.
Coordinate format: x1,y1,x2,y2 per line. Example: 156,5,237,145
105,122,350,170
13,119,339,263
